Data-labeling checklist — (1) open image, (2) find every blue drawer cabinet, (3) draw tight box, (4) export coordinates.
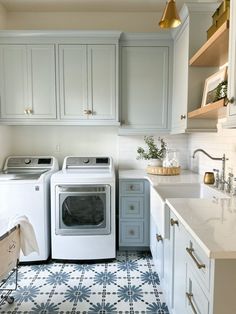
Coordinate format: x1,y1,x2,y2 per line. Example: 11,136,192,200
119,179,150,248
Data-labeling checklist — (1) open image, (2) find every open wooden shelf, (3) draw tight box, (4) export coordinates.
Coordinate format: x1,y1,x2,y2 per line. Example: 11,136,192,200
188,98,227,119
189,20,229,67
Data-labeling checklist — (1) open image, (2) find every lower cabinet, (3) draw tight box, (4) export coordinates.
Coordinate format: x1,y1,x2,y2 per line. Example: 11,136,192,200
119,179,150,248
164,205,236,314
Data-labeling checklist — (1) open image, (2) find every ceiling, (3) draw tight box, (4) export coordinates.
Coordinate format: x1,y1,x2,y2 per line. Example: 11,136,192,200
0,0,216,13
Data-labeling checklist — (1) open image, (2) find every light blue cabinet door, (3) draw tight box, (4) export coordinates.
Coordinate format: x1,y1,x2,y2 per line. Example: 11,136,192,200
0,44,57,120
59,45,88,120
88,45,116,120
28,45,57,119
0,45,28,118
121,46,169,130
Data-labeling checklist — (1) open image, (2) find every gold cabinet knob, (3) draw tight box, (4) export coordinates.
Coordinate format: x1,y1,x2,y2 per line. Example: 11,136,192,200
24,108,28,114
83,109,93,115
129,205,134,210
156,234,163,242
227,97,235,104
170,218,179,226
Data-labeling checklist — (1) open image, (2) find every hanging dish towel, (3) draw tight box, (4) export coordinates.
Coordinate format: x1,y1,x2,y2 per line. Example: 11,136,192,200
8,215,39,256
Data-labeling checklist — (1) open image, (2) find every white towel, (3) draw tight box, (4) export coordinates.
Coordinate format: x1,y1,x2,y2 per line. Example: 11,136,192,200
8,215,39,256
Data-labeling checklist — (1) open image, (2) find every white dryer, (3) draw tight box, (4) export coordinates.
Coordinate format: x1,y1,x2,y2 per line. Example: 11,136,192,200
51,156,116,260
0,156,59,262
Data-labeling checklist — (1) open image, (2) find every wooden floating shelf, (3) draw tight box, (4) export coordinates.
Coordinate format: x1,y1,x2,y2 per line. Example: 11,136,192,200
189,20,229,67
188,98,227,119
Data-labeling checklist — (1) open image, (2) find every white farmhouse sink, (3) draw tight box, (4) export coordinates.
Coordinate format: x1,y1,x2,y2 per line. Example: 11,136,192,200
155,183,229,201
151,183,229,240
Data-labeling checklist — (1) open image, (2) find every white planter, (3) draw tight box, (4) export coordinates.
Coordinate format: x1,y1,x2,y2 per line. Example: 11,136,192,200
148,159,162,167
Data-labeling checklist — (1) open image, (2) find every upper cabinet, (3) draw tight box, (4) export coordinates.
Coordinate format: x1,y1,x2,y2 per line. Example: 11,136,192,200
0,44,57,121
59,44,118,124
119,34,172,135
223,0,236,128
0,31,120,125
171,3,219,134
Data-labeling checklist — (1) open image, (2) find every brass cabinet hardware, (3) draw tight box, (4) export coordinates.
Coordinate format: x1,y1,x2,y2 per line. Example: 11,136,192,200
186,292,198,314
129,185,134,191
24,108,33,115
156,234,163,242
186,247,206,269
83,109,93,115
180,114,186,120
227,97,235,104
170,218,179,226
129,205,134,210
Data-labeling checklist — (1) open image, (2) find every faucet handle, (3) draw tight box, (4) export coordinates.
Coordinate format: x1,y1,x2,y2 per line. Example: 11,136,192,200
213,169,220,188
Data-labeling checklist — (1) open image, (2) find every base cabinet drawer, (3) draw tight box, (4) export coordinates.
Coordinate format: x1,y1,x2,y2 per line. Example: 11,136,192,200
186,267,209,314
120,180,144,195
119,179,150,248
120,197,144,219
119,221,145,245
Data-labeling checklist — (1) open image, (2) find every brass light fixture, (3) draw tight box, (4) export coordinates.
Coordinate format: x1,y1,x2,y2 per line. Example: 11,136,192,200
159,0,181,29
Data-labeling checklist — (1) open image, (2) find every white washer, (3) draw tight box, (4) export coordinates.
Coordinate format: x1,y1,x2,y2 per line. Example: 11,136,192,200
0,156,59,262
51,156,116,260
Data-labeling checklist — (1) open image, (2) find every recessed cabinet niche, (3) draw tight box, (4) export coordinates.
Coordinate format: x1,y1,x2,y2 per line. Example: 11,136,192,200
0,44,57,120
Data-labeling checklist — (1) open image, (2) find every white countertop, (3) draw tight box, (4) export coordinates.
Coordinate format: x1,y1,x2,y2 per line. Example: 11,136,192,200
166,198,236,259
119,169,236,259
119,169,201,186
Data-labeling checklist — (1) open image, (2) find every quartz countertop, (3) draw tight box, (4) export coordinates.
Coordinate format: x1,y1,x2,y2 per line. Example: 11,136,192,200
119,169,236,259
166,198,236,259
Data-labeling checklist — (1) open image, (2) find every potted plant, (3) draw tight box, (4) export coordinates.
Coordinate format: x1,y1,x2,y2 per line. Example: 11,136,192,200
136,136,167,166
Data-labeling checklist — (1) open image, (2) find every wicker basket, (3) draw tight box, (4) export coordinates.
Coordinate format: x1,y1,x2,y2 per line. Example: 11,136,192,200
146,166,181,176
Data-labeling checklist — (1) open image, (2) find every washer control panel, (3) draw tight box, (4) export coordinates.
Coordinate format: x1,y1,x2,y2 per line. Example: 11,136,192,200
5,157,53,169
65,157,110,169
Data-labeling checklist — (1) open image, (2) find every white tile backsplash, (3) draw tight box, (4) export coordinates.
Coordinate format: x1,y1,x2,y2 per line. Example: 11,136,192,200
188,120,236,179
118,134,188,170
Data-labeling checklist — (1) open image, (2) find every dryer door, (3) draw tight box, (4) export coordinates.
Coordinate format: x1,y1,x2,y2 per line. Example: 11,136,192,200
55,185,111,235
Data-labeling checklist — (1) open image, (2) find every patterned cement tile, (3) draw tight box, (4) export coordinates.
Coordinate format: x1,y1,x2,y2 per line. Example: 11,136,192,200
0,251,169,314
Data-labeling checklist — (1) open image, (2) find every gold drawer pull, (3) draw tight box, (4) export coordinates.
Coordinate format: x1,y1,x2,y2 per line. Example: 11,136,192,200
156,234,163,242
186,247,206,269
129,205,134,210
170,218,179,226
186,292,198,314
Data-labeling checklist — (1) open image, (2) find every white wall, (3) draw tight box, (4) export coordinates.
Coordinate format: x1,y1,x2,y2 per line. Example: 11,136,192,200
6,11,162,32
9,126,119,167
118,134,188,170
188,120,236,179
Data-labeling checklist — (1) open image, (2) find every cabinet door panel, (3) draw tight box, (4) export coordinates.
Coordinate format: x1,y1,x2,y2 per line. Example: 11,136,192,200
121,46,168,129
88,45,116,120
59,45,87,119
171,20,189,132
28,45,56,119
0,45,28,118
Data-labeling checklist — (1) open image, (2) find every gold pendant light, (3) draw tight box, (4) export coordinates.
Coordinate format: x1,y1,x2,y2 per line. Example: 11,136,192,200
159,0,181,29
